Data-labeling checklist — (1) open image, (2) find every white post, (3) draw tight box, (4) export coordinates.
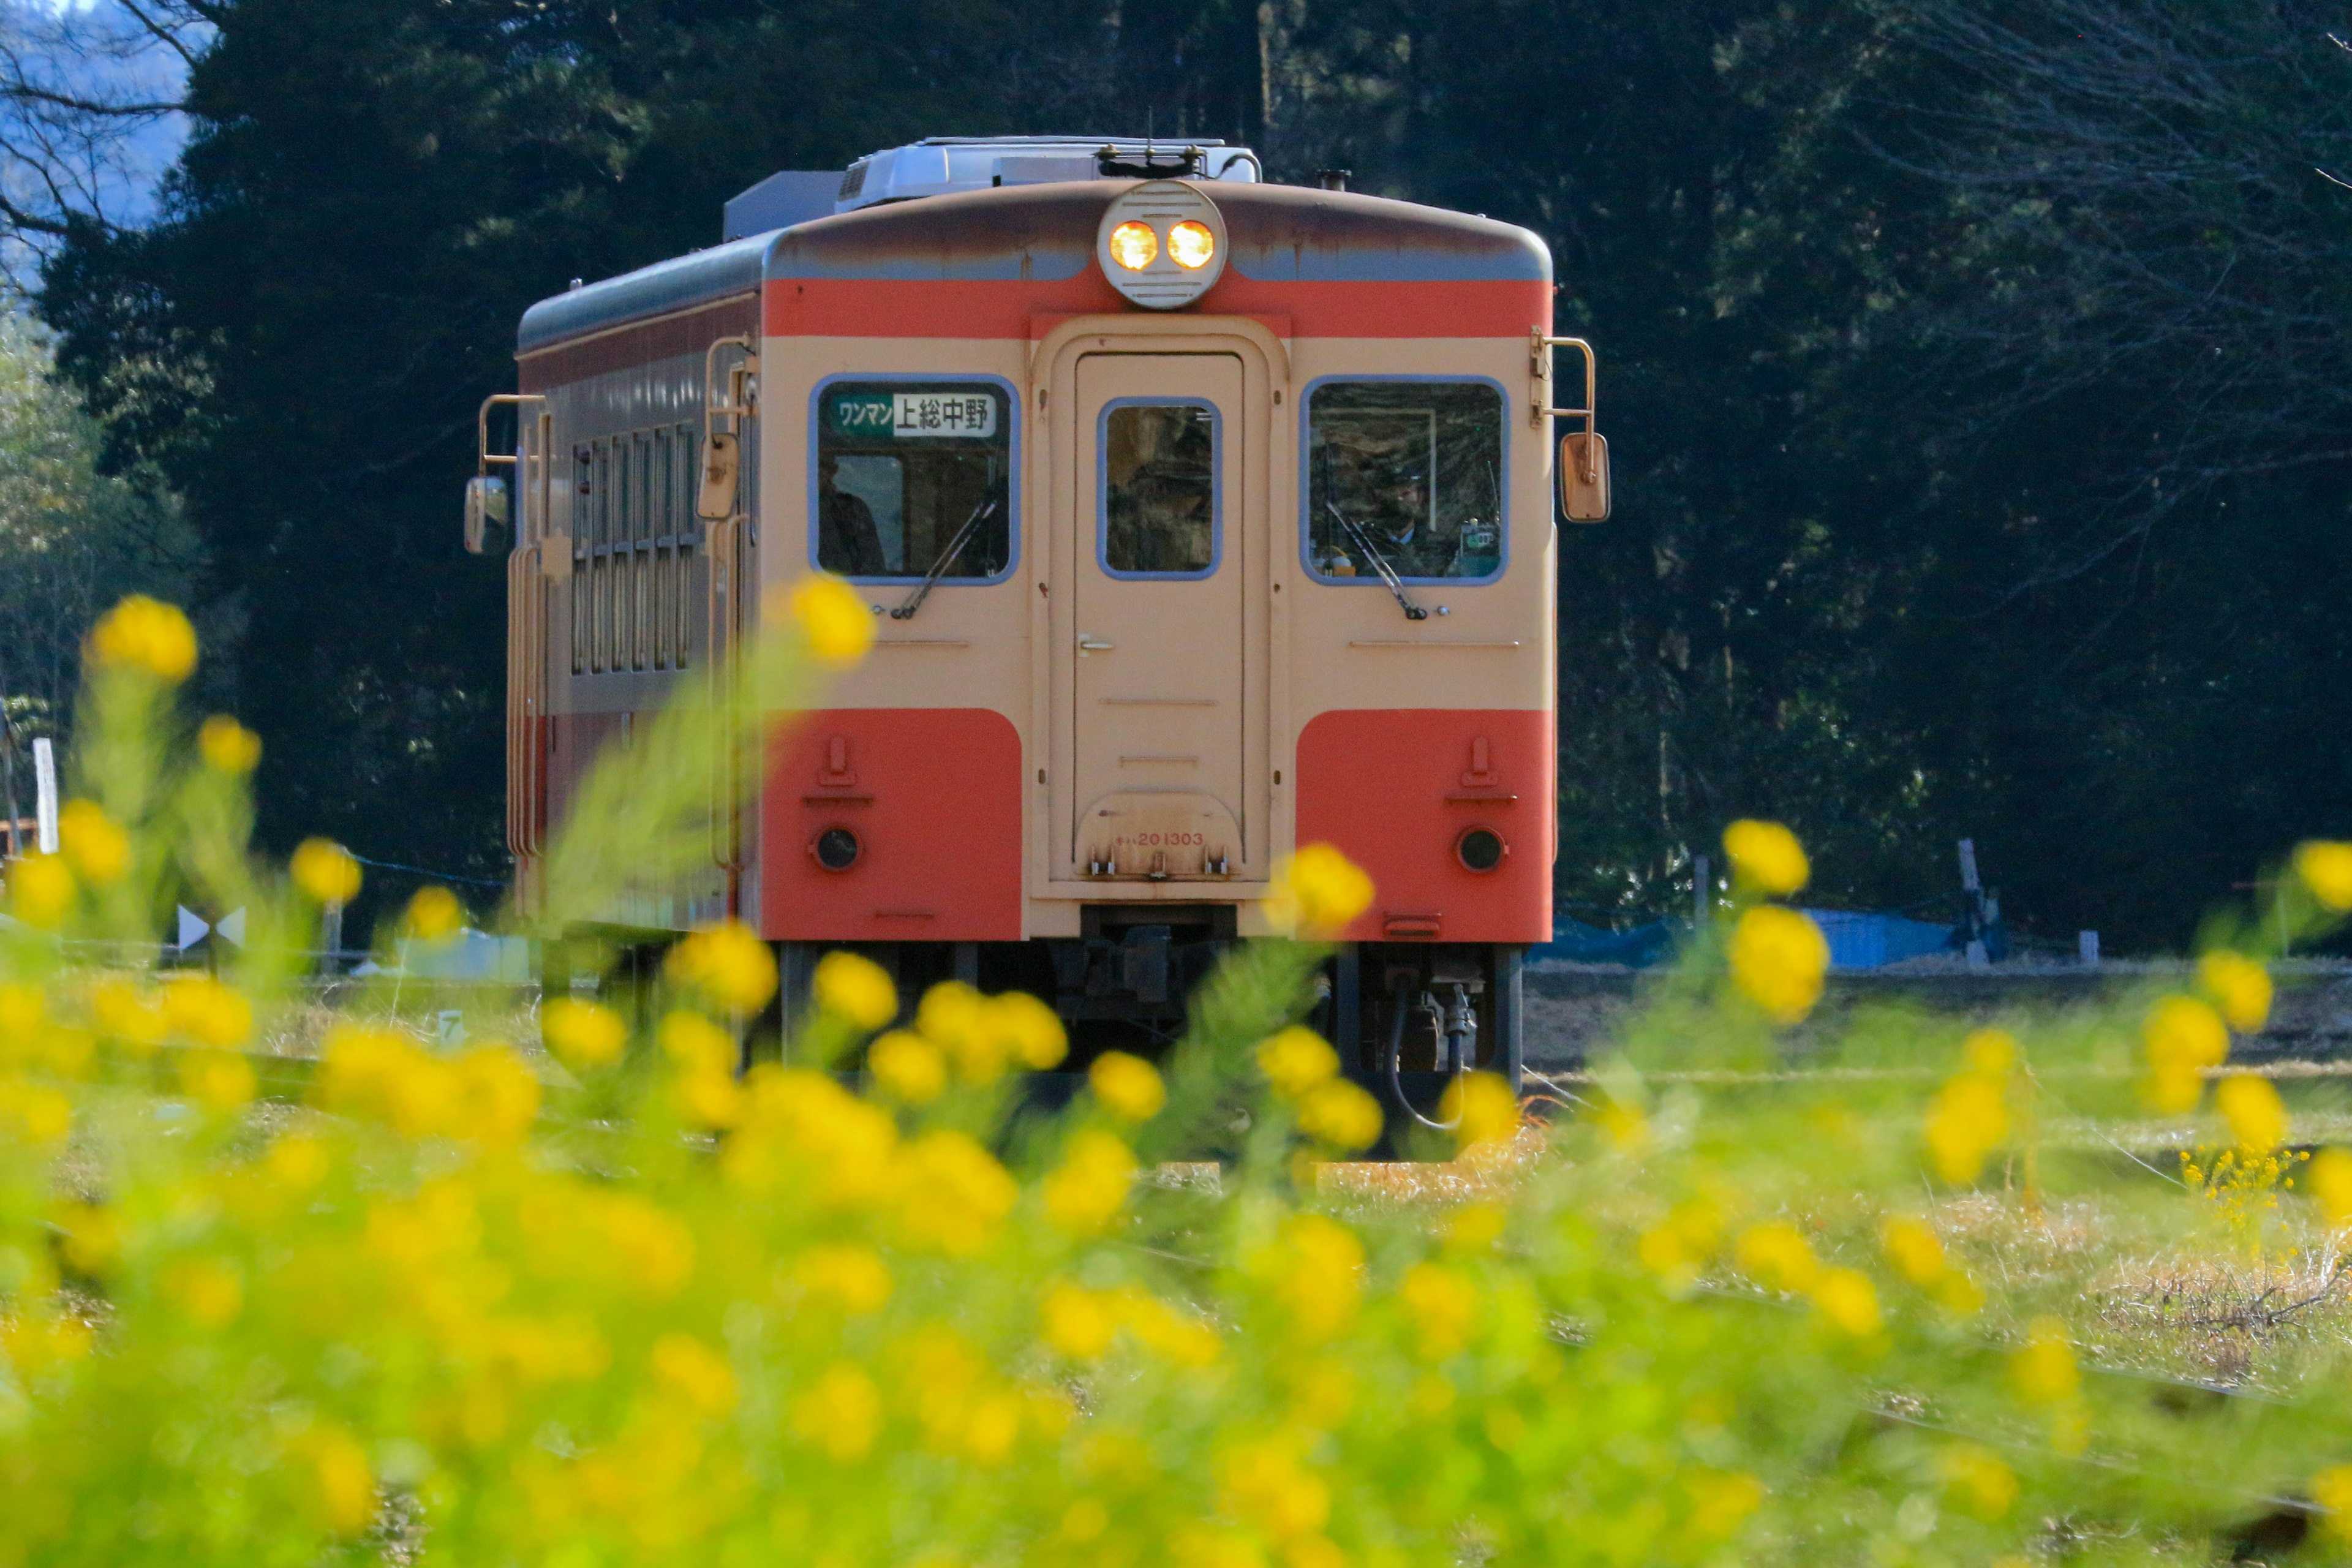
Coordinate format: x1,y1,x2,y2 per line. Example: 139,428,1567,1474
1692,854,1709,926
32,737,57,855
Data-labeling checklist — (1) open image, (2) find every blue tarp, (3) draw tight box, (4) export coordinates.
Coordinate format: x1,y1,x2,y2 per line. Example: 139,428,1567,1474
1529,910,1956,971
1529,918,1680,968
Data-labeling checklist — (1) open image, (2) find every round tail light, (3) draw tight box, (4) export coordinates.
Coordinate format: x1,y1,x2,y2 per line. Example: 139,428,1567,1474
812,827,861,872
1456,827,1506,873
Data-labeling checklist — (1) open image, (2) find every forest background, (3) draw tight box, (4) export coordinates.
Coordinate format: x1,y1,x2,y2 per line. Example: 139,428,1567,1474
1,0,2347,951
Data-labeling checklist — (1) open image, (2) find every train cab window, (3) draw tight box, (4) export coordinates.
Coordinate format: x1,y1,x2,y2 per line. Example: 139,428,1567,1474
813,380,1012,581
1305,380,1506,582
1101,401,1217,577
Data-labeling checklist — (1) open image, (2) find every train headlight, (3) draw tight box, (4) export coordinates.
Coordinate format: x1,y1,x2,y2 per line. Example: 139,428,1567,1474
1108,221,1158,270
1096,181,1228,310
1167,219,1216,270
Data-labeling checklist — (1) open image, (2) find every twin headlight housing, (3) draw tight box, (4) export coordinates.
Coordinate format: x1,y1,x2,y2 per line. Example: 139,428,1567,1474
1095,181,1229,309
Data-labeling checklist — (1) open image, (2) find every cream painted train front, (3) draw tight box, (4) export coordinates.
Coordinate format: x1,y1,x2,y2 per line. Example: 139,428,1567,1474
469,137,1609,1127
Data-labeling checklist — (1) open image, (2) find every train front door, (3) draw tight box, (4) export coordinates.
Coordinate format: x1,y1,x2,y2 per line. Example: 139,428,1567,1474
1060,351,1256,883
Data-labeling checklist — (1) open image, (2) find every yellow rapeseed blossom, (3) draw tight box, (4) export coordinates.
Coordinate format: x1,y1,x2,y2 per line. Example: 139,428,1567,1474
993,989,1068,1069
6,854,72,927
1735,1221,1819,1293
812,948,895,1028
1638,1198,1725,1291
1441,1071,1520,1150
290,839,362,905
1926,1068,2008,1186
164,1256,243,1329
2198,951,2272,1034
1257,1025,1339,1097
2309,1147,2352,1227
57,801,129,886
1880,1216,1947,1286
1297,1076,1383,1152
1722,818,1809,897
162,974,251,1048
87,594,197,683
2313,1465,2352,1540
2,1081,71,1144
197,714,261,773
669,920,779,1013
795,1244,893,1314
868,1029,948,1103
2143,994,2229,1114
1809,1268,1881,1336
897,1129,1019,1254
1962,1027,2016,1076
299,1426,377,1536
652,1333,739,1419
1728,905,1829,1025
2217,1073,2288,1153
451,1045,541,1145
793,1362,883,1459
1938,1444,2018,1520
178,1049,256,1112
404,886,464,941
1400,1262,1479,1359
1684,1470,1765,1542
1043,1128,1139,1236
2294,840,2352,913
1088,1050,1164,1121
1041,1281,1119,1360
658,1008,734,1073
1271,1213,1365,1340
543,998,627,1070
2010,1316,2078,1403
1264,843,1374,938
91,978,167,1051
786,575,875,666
1216,1434,1332,1544
55,1202,116,1274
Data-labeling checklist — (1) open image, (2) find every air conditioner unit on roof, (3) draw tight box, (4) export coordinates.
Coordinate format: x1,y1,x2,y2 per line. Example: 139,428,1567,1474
835,137,1261,212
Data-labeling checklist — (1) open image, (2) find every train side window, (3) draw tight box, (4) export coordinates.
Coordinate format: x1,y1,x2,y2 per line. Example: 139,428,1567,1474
1101,400,1217,578
1304,379,1506,583
811,379,1013,581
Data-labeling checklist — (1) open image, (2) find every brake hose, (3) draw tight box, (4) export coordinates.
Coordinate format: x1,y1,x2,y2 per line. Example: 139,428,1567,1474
1384,979,1476,1133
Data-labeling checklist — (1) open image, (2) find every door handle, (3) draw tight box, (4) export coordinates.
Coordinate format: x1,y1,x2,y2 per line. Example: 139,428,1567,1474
1078,633,1116,655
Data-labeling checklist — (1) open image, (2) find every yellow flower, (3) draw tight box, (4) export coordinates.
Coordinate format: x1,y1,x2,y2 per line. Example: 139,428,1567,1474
543,998,627,1069
652,1333,739,1419
2198,951,2272,1033
868,1029,947,1103
1937,1444,2018,1521
812,948,895,1028
6,854,72,927
87,594,197,683
1043,1128,1139,1236
179,1049,255,1111
1637,1198,1724,1289
452,1045,541,1145
291,839,362,905
1400,1262,1479,1359
786,575,875,666
197,715,262,774
792,1362,882,1459
1684,1470,1765,1542
2295,840,2352,913
1270,1213,1365,1340
794,1243,893,1314
896,1129,1018,1254
1041,1281,1120,1359
1257,1025,1340,1097
163,1256,243,1329
668,920,778,1012
993,989,1068,1069
1926,1070,2008,1185
659,1009,733,1074
1264,843,1374,938
58,801,129,886
2143,995,2228,1112
1297,1077,1383,1152
1722,818,1809,896
2309,1147,2352,1226
1089,1050,1165,1121
300,1425,377,1535
1962,1027,2016,1075
1441,1070,1520,1150
1809,1267,1881,1336
2313,1465,2352,1540
1880,1215,1947,1286
1728,905,1829,1025
404,886,464,941
1735,1221,1819,1293
2010,1316,2078,1403
2217,1073,2287,1153
162,974,251,1048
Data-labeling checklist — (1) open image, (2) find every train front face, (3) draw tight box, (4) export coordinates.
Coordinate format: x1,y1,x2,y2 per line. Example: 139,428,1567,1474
752,167,1561,1099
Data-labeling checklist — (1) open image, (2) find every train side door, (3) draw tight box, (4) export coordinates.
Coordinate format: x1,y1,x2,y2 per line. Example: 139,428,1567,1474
1063,352,1250,880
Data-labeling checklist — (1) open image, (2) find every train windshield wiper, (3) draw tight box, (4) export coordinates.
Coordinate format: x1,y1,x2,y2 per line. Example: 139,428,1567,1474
1327,502,1429,620
891,497,998,620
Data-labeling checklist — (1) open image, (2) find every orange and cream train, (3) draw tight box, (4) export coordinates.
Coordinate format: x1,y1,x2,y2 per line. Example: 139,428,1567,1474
470,137,1609,1125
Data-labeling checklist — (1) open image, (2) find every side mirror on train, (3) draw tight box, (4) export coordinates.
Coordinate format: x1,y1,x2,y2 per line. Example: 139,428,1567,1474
1559,431,1611,524
463,474,509,554
697,431,740,521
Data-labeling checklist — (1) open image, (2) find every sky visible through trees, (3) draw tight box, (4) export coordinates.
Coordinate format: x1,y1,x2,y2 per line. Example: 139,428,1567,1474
2,0,2350,949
